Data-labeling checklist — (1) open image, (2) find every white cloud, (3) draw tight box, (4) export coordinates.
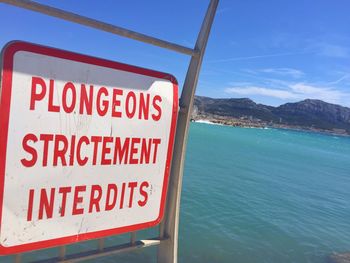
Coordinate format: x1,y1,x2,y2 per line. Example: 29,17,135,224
326,74,350,85
225,86,299,100
259,68,304,78
207,51,307,63
289,83,346,103
317,43,349,58
225,82,350,106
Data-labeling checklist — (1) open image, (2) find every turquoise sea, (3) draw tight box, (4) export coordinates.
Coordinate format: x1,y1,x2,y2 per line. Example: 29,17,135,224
179,123,350,263
3,122,350,262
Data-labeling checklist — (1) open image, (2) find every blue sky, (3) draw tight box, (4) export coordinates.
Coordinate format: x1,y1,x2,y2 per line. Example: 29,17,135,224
1,0,349,107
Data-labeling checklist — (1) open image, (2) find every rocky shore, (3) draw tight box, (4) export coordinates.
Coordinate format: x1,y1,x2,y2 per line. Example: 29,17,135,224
192,114,350,137
328,252,350,263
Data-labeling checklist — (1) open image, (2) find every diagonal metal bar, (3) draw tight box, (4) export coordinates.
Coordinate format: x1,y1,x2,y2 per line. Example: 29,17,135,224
0,0,198,56
29,238,165,263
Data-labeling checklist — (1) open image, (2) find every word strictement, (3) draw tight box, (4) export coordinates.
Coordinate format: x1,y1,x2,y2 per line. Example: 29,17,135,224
0,42,177,252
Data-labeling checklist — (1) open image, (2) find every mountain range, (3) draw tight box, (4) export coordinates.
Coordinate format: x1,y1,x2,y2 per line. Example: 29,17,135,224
193,96,350,135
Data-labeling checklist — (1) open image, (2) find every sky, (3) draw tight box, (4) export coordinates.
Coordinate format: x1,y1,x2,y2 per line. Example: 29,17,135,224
0,0,349,107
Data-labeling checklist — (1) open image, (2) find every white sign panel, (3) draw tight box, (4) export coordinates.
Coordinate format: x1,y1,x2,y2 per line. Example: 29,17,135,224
0,41,178,254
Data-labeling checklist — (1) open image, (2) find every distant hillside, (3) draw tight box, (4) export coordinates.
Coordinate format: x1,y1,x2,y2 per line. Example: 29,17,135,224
193,96,350,134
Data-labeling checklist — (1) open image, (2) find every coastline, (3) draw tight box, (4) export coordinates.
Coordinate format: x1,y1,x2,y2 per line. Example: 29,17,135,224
191,115,350,137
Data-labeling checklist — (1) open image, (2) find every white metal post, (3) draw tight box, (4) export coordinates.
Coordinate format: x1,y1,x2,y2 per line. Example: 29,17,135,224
157,1,219,262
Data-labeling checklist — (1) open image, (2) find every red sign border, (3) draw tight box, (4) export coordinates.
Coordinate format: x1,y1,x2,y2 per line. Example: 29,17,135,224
0,41,178,255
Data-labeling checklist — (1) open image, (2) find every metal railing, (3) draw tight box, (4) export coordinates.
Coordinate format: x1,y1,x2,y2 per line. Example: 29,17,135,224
0,0,219,262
